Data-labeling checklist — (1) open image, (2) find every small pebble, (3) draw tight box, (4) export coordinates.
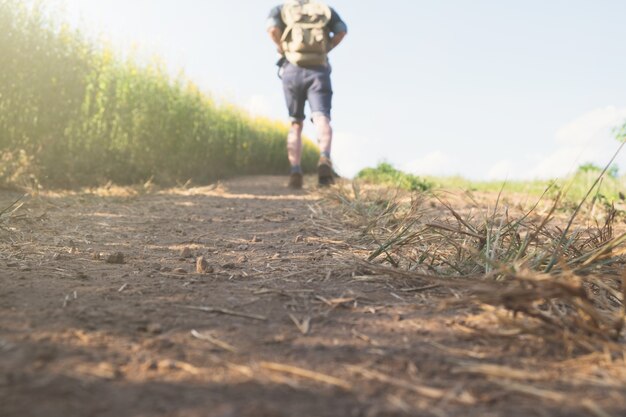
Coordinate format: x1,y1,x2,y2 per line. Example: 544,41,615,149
180,247,193,258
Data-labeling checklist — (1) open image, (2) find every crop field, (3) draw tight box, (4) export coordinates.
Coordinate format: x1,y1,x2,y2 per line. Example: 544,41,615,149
1,2,626,417
0,1,319,188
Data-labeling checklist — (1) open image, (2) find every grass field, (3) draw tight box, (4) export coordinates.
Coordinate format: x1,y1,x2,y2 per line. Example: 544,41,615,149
357,159,626,206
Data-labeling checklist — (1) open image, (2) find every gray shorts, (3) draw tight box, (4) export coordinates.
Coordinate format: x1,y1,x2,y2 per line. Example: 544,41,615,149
281,63,333,122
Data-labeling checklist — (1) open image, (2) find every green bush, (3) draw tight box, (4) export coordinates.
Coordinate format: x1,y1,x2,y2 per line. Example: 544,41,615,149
0,0,318,188
356,162,432,191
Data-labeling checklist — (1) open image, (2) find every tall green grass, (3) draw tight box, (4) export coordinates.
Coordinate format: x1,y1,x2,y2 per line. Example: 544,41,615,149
0,1,318,188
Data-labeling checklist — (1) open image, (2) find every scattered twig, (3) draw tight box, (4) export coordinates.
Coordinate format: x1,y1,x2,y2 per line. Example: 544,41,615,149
179,305,267,321
261,361,351,390
347,365,476,405
454,362,551,381
0,194,28,218
399,284,441,293
582,399,617,417
492,379,566,402
288,313,311,335
191,330,239,353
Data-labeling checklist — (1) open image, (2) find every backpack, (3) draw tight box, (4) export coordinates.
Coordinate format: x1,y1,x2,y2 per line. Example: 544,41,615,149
281,0,332,67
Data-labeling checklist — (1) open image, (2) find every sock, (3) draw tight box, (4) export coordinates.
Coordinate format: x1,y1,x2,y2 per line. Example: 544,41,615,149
291,165,302,174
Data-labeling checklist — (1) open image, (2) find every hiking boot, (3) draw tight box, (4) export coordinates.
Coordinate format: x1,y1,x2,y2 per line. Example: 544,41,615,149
288,172,303,189
317,156,335,187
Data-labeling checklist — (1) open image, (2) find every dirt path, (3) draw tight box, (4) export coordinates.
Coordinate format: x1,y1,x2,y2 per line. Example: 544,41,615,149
1,176,625,417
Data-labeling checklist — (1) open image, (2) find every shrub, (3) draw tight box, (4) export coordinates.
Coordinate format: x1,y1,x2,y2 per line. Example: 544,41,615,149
356,162,432,192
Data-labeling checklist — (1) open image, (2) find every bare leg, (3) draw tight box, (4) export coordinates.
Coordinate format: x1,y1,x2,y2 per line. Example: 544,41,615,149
312,114,332,158
287,121,304,169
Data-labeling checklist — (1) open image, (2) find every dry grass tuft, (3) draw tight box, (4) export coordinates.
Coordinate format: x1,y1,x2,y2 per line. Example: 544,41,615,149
324,178,626,353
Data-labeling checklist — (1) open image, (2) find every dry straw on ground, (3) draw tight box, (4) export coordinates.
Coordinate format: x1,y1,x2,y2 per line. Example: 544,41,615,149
323,172,626,354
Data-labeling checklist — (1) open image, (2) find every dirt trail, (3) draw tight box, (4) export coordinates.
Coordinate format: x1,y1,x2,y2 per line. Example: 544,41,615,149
1,176,625,417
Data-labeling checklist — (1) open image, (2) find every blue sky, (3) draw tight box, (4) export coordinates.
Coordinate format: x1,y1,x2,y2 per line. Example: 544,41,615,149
56,0,626,179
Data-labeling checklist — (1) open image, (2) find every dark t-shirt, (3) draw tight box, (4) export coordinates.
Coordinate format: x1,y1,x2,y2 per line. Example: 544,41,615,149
266,4,348,34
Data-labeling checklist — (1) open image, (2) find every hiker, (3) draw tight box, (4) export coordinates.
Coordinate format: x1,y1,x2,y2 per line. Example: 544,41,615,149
266,0,347,189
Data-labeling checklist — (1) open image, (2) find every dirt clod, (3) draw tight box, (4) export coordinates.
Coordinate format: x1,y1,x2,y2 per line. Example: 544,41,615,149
180,247,193,258
105,252,125,264
196,256,214,274
146,323,163,335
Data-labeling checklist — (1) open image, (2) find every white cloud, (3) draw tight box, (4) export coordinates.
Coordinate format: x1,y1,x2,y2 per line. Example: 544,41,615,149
402,151,456,177
487,159,514,180
526,106,626,179
555,106,626,145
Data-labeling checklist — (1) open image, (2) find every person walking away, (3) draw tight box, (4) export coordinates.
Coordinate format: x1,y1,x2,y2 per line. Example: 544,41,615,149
266,0,347,188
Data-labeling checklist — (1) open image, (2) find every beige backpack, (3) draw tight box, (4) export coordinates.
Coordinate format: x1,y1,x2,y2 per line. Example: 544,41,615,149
281,0,332,67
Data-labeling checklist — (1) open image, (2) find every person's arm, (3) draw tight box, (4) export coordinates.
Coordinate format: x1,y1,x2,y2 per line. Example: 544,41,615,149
267,26,284,54
327,8,347,52
266,6,285,54
329,31,346,51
